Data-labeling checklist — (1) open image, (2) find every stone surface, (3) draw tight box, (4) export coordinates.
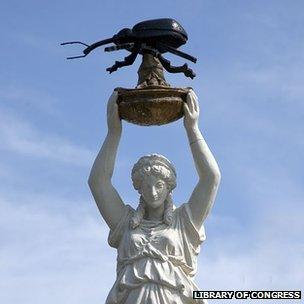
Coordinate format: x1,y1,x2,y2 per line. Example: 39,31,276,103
116,86,191,126
88,91,221,304
137,54,169,88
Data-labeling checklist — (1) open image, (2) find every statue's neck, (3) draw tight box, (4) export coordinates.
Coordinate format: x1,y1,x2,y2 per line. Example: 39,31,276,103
144,204,165,221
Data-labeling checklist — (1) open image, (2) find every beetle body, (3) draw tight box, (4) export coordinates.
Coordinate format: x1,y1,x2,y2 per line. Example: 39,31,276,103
62,18,197,79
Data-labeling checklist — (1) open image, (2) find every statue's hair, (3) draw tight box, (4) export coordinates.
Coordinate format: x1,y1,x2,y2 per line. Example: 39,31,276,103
131,154,177,191
130,154,176,229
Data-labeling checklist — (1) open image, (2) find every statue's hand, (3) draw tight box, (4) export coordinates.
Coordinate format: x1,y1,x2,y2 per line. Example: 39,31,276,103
107,91,122,134
183,90,199,130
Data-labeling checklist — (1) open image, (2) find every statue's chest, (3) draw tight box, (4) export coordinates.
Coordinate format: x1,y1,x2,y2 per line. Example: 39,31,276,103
121,221,182,257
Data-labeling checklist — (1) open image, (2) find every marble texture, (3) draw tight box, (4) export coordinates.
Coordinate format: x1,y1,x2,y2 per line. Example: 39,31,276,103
88,90,221,303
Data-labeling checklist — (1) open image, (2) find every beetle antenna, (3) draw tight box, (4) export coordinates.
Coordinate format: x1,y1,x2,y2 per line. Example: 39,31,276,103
83,38,114,55
66,54,88,60
61,41,90,60
60,41,89,47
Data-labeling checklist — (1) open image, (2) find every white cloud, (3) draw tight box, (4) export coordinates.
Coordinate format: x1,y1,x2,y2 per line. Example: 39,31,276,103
1,128,303,304
0,85,59,116
0,107,93,167
192,148,304,303
0,191,116,304
193,202,304,304
7,31,62,55
1,186,303,304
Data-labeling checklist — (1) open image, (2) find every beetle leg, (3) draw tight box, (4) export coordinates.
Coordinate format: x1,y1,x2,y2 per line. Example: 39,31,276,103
157,54,196,79
106,50,138,74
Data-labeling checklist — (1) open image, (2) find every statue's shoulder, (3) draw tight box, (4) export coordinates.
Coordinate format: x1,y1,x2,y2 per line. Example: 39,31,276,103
123,204,136,217
171,202,189,222
173,202,186,213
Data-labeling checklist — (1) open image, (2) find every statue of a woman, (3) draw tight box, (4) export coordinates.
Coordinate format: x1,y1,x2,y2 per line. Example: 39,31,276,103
88,90,221,304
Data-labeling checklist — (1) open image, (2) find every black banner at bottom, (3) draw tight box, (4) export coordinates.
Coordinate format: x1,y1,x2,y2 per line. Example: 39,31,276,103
193,290,301,300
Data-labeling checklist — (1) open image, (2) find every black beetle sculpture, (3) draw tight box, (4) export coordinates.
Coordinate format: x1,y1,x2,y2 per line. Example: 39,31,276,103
61,18,197,79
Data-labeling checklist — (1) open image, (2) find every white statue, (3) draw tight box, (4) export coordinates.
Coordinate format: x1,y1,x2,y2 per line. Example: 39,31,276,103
88,90,221,304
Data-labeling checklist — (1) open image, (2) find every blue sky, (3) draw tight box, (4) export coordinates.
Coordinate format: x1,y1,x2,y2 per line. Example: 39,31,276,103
0,0,303,303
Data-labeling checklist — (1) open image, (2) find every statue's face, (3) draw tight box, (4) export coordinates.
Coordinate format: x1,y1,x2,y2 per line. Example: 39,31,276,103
140,174,169,209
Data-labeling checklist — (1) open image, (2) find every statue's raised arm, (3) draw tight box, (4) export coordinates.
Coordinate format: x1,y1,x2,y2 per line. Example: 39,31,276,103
184,90,221,229
88,92,125,230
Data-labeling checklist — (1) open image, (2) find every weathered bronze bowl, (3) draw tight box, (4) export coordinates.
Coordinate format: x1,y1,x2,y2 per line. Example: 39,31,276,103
116,86,190,126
